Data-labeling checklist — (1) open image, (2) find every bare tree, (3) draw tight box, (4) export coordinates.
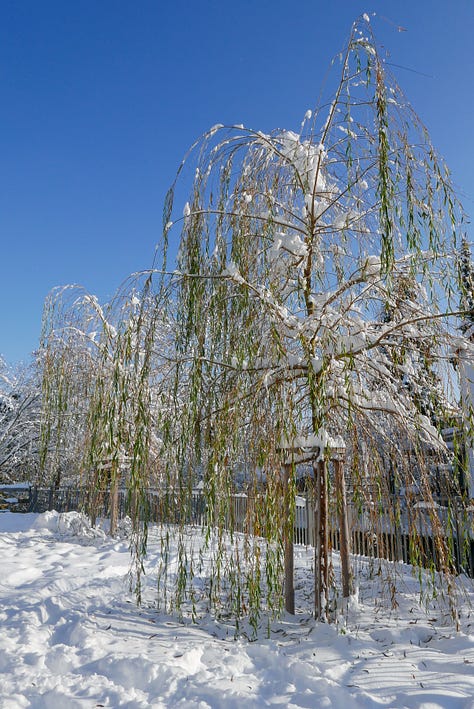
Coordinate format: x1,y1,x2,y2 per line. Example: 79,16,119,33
0,359,40,482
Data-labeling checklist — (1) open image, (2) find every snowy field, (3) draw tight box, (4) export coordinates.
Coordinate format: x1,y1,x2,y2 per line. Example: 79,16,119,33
1,510,474,708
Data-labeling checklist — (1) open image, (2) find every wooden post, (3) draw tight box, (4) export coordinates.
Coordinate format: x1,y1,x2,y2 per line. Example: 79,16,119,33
278,438,321,617
314,459,329,620
314,461,321,618
88,468,100,527
282,462,295,614
109,463,119,537
334,457,352,598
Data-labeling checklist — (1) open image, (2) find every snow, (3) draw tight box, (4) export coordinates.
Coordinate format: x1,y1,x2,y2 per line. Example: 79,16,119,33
222,261,245,285
279,431,345,456
362,254,380,278
208,124,224,136
1,510,474,708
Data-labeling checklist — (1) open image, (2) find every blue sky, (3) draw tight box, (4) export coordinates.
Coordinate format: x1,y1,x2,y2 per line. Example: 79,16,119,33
1,0,473,364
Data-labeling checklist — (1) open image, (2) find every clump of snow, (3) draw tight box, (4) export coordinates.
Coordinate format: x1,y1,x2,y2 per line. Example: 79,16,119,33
279,431,345,463
115,514,133,538
32,510,107,542
362,254,381,278
222,261,245,284
208,123,224,136
276,130,327,215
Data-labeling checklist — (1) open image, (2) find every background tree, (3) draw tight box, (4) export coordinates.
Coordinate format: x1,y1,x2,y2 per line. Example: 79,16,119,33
40,279,174,547
454,237,474,498
459,237,474,332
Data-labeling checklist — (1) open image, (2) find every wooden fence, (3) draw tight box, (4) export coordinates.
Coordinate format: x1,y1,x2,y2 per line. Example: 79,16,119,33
23,485,474,577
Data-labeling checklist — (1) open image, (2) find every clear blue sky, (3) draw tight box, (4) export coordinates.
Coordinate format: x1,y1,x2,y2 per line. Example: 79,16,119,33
1,0,473,364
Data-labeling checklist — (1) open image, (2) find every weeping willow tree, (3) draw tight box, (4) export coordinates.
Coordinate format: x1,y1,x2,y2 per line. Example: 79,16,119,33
155,15,469,625
39,17,472,631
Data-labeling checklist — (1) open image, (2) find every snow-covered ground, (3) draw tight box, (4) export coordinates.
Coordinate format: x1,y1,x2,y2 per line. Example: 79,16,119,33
1,510,474,708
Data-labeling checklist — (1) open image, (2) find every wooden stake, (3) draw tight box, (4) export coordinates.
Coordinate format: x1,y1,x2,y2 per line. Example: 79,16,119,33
334,457,352,598
314,459,329,620
109,467,119,536
282,462,295,614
